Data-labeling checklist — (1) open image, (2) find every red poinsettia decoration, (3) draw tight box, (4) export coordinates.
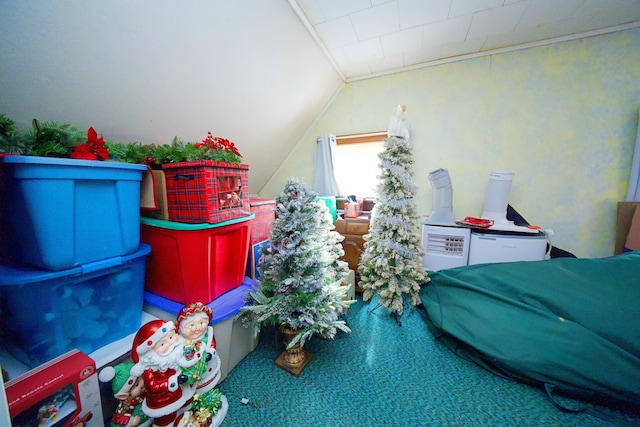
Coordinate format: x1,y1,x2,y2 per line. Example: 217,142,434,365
71,127,109,161
195,131,242,157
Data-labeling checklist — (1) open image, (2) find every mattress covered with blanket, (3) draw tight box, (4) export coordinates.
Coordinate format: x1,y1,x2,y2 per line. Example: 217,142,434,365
419,251,640,409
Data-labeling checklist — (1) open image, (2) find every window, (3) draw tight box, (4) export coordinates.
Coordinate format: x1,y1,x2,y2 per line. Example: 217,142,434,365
334,131,386,198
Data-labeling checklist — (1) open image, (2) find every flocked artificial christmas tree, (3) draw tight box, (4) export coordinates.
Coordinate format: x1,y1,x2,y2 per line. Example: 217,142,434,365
358,105,429,320
239,178,353,374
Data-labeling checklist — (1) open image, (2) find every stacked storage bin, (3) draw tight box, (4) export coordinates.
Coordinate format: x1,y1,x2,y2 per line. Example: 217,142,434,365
0,156,151,368
140,160,259,380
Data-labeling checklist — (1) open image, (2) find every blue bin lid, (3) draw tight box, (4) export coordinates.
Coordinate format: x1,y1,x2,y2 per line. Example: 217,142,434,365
2,155,148,171
0,244,152,286
143,277,258,324
140,212,255,230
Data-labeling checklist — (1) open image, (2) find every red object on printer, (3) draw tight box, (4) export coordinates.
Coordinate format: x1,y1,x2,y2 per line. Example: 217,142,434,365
455,217,495,229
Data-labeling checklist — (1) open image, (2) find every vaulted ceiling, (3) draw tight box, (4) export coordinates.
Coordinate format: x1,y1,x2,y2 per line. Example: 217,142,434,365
290,0,640,81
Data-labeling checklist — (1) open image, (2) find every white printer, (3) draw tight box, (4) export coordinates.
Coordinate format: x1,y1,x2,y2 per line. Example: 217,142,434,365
468,229,547,265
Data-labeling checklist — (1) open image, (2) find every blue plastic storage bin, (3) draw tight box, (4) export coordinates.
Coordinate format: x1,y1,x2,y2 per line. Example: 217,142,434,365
1,156,148,270
0,244,151,368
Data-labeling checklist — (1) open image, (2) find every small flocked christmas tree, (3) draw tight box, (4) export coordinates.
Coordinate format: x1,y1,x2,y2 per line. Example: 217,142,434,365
239,179,353,351
358,105,429,320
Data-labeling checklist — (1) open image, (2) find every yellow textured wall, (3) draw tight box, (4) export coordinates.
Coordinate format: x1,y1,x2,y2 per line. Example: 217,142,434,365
263,28,640,258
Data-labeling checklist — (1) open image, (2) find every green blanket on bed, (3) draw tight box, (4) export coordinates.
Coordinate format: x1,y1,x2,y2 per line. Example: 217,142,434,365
420,251,640,409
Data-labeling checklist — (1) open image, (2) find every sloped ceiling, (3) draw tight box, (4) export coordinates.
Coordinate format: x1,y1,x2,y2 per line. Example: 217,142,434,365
0,1,343,194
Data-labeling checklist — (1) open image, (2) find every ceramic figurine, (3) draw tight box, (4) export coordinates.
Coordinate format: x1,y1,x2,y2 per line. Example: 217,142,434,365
175,302,228,427
129,320,197,427
99,361,151,427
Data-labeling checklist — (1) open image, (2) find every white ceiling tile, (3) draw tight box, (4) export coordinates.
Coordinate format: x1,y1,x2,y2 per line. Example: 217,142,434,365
328,46,349,65
368,53,405,73
403,45,443,65
340,62,373,79
449,0,506,18
372,0,395,5
342,38,385,63
305,0,372,23
440,37,486,58
577,0,640,26
381,26,423,56
575,0,640,20
351,2,400,40
315,16,358,49
398,0,451,29
516,0,583,30
423,15,473,47
466,2,530,39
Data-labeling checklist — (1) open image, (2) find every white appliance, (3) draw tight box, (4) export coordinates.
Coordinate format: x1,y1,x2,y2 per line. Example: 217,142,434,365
422,224,470,271
427,168,456,225
468,230,547,265
479,170,538,234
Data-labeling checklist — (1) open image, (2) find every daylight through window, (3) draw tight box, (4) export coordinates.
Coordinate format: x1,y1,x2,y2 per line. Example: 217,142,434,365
334,131,386,198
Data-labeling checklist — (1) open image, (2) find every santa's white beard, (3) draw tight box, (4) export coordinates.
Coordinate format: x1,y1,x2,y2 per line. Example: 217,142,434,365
140,340,184,372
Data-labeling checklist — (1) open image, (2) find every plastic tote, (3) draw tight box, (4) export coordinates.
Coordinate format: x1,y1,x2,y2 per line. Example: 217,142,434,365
0,244,151,368
140,214,253,304
1,155,148,270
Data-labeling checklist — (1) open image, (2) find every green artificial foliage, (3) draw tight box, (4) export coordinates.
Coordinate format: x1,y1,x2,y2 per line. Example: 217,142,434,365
150,135,243,165
22,118,86,158
239,179,353,348
358,135,429,316
106,141,153,165
150,137,188,164
0,114,28,154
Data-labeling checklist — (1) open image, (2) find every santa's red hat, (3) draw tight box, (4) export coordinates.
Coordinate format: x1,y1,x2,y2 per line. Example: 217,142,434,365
175,302,212,332
131,319,176,363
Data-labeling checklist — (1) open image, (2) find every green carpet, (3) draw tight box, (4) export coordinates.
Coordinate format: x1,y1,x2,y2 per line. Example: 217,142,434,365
218,297,639,427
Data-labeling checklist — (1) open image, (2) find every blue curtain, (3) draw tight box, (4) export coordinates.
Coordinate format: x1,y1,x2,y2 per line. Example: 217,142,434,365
313,134,342,196
627,109,640,201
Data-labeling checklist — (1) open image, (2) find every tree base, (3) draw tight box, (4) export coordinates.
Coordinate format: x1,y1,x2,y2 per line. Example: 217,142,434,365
274,348,313,376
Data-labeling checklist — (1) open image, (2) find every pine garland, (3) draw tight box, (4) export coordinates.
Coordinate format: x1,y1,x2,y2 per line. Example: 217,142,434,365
358,135,430,315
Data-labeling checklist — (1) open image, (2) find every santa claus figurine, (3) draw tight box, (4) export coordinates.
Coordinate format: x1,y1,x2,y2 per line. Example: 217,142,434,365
130,320,197,427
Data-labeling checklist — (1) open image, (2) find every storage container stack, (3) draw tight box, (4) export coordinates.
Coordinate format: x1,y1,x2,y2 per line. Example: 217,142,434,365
0,156,151,369
140,160,274,381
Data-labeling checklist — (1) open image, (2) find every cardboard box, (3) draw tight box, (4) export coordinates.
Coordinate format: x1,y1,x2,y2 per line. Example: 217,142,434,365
344,200,363,218
141,169,170,220
615,202,640,254
5,349,104,427
341,235,366,271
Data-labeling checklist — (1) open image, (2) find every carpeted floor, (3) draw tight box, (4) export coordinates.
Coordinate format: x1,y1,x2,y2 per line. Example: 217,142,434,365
217,297,639,427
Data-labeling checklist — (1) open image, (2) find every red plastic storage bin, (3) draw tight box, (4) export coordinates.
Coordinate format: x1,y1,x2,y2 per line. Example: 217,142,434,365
140,214,253,304
249,198,275,244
